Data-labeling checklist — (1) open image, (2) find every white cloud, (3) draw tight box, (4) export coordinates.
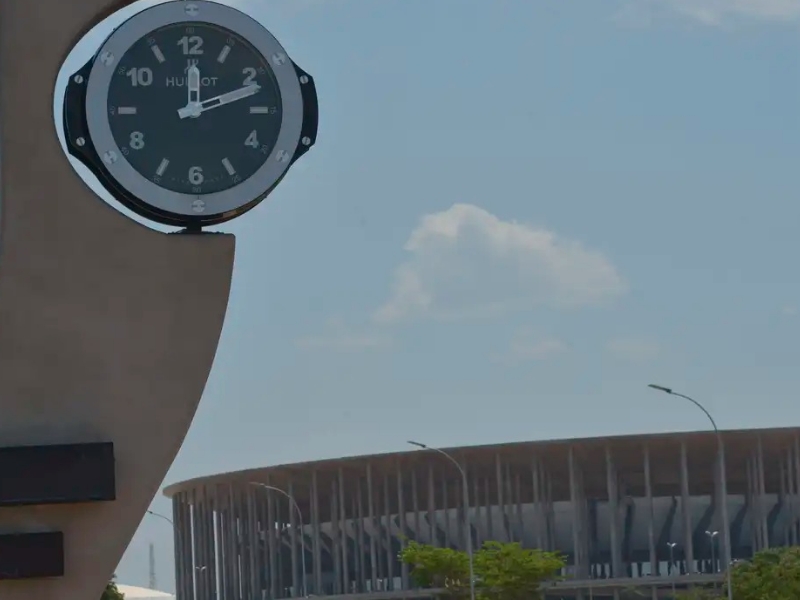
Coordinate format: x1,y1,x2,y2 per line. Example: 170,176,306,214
782,304,797,316
617,0,800,26
295,317,390,351
507,336,569,362
606,337,660,362
374,204,626,323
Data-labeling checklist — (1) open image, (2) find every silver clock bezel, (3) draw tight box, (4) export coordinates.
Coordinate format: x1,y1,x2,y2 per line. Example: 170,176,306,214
85,0,304,218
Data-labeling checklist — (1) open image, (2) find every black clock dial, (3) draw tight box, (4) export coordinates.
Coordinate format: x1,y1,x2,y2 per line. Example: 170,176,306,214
106,22,282,195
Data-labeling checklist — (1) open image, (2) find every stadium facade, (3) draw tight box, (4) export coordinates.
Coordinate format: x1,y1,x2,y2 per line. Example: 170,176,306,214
164,427,800,599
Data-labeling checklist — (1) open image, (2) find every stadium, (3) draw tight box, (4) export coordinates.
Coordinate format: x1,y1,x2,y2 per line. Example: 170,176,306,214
163,427,800,599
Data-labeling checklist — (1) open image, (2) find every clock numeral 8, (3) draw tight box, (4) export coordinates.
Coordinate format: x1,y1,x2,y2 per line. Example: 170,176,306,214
189,166,204,185
129,131,145,150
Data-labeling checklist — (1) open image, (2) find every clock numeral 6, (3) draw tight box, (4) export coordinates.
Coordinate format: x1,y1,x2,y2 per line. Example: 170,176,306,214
188,166,204,185
129,131,145,150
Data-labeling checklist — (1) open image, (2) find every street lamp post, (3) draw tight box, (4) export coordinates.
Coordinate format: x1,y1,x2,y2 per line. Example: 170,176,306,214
146,509,174,527
706,530,719,587
648,385,733,600
667,542,677,599
250,483,308,598
407,441,475,600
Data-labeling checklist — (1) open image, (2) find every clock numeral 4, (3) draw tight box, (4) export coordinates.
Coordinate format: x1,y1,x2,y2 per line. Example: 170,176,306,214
178,35,204,55
188,166,204,185
244,130,259,148
129,131,145,150
126,67,153,87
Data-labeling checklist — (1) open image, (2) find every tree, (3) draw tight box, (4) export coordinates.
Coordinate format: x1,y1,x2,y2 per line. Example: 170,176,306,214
101,575,125,600
399,540,565,600
400,540,470,596
474,541,564,600
726,546,800,600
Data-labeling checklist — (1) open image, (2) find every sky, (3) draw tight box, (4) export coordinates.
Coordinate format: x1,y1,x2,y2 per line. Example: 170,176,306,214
52,0,800,592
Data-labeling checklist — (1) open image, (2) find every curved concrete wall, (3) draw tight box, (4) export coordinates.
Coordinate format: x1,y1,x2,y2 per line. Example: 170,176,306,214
0,1,235,599
164,428,800,600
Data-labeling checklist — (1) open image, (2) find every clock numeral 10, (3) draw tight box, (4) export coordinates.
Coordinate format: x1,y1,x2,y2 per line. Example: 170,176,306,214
126,67,153,87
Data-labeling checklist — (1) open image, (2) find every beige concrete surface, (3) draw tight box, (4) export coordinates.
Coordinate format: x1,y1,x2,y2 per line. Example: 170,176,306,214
0,1,236,599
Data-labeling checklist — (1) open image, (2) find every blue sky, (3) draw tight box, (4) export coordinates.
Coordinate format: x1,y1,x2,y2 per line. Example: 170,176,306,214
56,0,800,591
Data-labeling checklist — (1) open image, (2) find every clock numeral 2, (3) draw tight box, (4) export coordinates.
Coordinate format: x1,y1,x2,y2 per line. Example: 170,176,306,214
242,67,257,86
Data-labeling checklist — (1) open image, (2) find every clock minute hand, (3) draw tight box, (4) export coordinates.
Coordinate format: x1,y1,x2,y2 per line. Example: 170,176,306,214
178,84,261,119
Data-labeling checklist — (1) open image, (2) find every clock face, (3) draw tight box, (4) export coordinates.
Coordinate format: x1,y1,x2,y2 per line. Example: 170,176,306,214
106,22,283,196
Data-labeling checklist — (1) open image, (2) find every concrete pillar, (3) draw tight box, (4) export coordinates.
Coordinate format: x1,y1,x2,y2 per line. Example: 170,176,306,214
311,470,322,594
398,467,410,589
384,473,395,588
757,437,769,548
680,440,694,572
367,464,378,588
337,470,349,594
532,459,544,549
643,445,657,576
0,2,236,597
606,447,622,578
569,446,582,577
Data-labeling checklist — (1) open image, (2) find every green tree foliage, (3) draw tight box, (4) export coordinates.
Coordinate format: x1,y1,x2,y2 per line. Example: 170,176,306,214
101,575,125,600
727,546,800,600
400,541,470,595
399,540,564,600
673,588,717,600
474,541,564,600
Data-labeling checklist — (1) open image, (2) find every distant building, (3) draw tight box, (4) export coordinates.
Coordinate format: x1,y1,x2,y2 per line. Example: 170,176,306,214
118,584,175,600
164,427,800,599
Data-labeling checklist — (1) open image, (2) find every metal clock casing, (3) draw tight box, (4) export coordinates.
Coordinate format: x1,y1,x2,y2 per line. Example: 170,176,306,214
63,0,318,229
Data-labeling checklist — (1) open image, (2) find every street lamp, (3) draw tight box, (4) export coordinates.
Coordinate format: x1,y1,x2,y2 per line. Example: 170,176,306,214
667,542,677,599
706,530,719,587
250,482,308,598
407,441,475,600
648,384,733,600
146,509,174,526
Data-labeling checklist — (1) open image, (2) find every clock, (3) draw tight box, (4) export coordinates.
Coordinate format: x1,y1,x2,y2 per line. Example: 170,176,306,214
63,0,318,229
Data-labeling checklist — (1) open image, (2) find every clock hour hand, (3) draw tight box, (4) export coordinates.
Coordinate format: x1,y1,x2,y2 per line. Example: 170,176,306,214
178,84,261,119
187,65,201,106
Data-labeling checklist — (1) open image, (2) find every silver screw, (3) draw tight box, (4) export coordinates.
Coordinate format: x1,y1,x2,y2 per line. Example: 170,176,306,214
271,53,287,66
76,137,86,147
73,75,84,84
299,75,309,84
99,51,115,67
102,150,118,165
192,199,205,213
275,150,290,163
301,137,311,146
185,3,199,16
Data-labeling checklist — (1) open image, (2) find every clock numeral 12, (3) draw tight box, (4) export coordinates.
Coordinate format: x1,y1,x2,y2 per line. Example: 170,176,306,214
178,35,204,55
